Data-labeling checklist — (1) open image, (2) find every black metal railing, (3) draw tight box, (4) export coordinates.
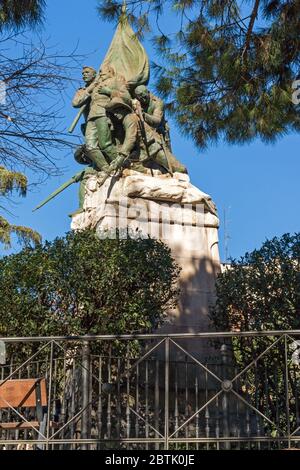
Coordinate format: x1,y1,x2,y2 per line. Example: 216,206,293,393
0,331,299,450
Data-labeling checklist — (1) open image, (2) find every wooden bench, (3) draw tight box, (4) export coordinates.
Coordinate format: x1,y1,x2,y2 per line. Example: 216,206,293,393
0,378,58,431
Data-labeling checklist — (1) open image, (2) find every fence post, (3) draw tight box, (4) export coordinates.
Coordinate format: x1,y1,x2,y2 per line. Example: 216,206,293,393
284,335,291,449
81,338,91,449
164,337,170,450
221,344,230,450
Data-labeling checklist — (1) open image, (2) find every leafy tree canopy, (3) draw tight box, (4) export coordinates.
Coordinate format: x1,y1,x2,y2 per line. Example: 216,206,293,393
211,232,300,332
0,166,40,246
0,229,180,336
98,0,300,148
210,233,300,431
0,0,45,30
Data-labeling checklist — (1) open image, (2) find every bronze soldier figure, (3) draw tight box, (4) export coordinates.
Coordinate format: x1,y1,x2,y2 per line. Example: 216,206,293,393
72,65,122,171
106,97,187,174
133,85,172,150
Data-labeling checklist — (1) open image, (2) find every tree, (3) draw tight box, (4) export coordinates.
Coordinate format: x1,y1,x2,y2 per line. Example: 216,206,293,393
0,229,180,337
210,233,300,434
211,233,300,333
98,1,300,148
0,166,40,246
0,1,78,246
0,0,45,30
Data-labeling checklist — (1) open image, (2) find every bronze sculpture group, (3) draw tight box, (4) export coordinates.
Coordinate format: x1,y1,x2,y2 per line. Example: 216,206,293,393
72,64,186,177
34,12,187,213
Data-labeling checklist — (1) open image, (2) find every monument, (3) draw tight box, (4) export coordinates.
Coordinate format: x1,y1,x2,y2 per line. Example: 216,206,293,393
36,10,221,361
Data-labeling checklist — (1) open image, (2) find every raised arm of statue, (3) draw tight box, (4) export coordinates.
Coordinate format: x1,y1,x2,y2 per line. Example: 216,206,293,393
72,88,91,108
72,80,99,108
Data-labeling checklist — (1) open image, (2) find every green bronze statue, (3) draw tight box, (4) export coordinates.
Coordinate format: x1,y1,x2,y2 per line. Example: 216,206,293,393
106,96,186,174
134,85,172,151
33,168,86,212
72,65,117,170
34,10,188,214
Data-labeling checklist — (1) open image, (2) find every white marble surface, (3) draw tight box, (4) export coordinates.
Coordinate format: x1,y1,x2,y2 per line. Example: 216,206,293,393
71,170,221,360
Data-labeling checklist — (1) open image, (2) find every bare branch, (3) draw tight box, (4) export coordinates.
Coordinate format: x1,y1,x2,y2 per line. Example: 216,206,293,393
0,31,82,178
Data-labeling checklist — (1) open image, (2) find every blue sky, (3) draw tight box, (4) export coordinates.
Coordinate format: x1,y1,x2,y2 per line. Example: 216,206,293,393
1,0,299,261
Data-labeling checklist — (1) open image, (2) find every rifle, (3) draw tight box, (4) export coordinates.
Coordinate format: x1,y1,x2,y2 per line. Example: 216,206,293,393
33,169,86,212
34,153,130,212
159,135,173,176
134,101,173,175
134,101,152,161
68,106,86,134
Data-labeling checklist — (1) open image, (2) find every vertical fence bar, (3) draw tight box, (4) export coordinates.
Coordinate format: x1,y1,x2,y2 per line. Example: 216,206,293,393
135,363,139,441
52,359,58,423
81,339,90,450
254,362,260,450
235,366,240,450
126,344,131,441
174,365,179,450
107,345,112,442
89,350,93,449
45,341,54,450
97,355,102,449
70,357,76,449
0,365,3,444
145,359,149,450
284,335,291,448
205,367,209,450
185,355,189,449
164,338,170,450
293,365,300,442
195,377,199,450
215,395,220,450
155,358,160,450
60,351,67,450
221,344,230,450
116,357,121,442
274,366,280,449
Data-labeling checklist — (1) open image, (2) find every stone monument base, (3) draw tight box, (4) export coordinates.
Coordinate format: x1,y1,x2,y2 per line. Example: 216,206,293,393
71,169,221,362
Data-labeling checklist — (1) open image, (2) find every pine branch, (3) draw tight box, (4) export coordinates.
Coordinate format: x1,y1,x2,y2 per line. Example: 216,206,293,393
241,0,261,61
0,214,41,247
0,166,27,196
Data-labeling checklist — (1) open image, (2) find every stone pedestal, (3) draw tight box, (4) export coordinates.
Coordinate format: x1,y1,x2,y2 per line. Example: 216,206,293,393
71,169,221,362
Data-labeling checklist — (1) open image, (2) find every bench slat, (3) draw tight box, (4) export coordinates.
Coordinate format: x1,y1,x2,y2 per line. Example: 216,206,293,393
0,420,59,430
0,378,47,408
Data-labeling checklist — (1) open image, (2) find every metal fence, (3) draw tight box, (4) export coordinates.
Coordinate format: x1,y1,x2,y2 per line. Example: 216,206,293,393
0,331,300,450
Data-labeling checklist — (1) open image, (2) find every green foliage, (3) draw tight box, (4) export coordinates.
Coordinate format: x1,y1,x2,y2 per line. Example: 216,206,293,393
98,1,300,148
0,0,45,30
0,216,41,247
0,166,27,196
0,170,41,248
0,167,41,247
211,233,300,432
0,229,180,336
211,233,300,332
